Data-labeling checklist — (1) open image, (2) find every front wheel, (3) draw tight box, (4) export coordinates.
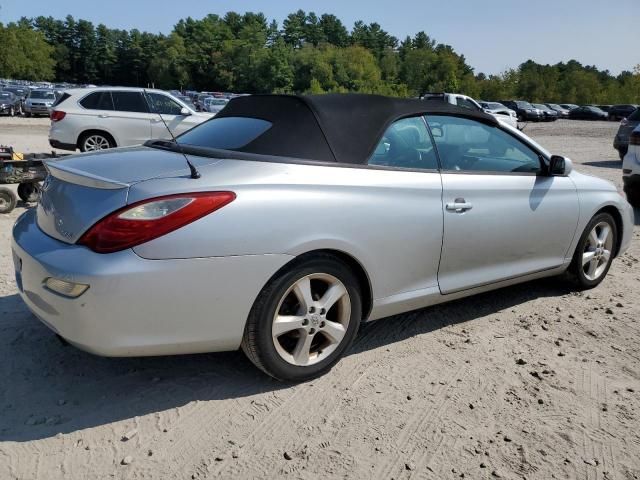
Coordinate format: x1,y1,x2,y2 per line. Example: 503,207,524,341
0,187,18,214
566,213,617,289
242,254,362,382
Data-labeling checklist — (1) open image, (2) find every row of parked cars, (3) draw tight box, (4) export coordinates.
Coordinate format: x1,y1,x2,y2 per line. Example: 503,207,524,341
0,85,58,117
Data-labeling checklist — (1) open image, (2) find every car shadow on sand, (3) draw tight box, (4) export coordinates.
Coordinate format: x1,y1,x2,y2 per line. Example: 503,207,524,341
0,276,574,443
583,159,622,169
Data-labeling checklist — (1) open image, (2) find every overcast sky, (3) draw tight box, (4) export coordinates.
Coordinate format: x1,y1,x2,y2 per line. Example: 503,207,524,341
2,0,637,75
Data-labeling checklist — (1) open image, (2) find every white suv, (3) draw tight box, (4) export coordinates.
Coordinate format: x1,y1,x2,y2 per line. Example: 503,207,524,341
622,125,640,207
49,87,214,152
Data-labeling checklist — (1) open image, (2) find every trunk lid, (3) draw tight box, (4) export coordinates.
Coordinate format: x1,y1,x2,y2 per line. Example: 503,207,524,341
37,146,220,244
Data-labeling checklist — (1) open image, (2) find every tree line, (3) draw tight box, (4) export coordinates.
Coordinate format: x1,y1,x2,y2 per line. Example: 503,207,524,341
1,11,639,104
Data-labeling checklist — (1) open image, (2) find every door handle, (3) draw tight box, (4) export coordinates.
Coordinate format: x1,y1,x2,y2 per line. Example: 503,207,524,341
98,114,109,118
446,198,473,213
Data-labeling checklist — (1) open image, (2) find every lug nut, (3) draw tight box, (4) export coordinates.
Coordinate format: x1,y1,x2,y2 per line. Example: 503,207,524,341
309,328,316,335
319,321,326,328
302,319,309,326
309,307,315,313
320,308,326,315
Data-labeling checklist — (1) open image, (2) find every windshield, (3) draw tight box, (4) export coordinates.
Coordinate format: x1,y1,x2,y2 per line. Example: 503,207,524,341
487,102,505,109
0,92,15,100
30,90,56,100
628,108,640,121
533,104,546,110
516,101,533,109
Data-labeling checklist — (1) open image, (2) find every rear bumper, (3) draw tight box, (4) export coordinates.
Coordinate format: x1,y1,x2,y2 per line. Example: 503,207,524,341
12,209,293,357
49,139,77,151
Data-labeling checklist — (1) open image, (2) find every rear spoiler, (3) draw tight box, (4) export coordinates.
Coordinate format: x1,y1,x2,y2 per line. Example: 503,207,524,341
44,160,129,190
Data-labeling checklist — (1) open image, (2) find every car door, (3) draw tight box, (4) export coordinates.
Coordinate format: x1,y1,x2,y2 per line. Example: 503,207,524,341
109,91,153,146
365,116,444,310
426,115,579,294
146,92,201,138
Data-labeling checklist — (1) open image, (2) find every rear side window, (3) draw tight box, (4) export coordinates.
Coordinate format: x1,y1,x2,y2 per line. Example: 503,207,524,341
111,92,149,113
368,116,438,170
52,93,71,108
80,91,114,110
178,117,272,149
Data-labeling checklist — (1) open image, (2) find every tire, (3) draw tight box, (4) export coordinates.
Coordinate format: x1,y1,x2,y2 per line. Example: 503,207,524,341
25,112,31,118
618,149,627,161
0,187,18,214
17,182,40,203
9,106,15,117
79,132,114,152
242,254,362,382
624,186,640,208
566,213,617,289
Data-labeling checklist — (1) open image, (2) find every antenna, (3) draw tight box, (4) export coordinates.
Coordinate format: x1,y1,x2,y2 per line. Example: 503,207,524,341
145,89,200,179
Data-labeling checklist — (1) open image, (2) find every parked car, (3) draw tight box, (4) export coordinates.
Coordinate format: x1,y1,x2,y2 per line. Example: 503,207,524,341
499,100,544,121
532,103,559,122
48,87,213,152
23,89,56,117
13,94,633,381
203,97,229,114
176,95,197,110
568,106,608,120
622,125,640,207
560,104,579,111
194,93,213,112
614,107,640,160
0,91,22,116
609,104,639,121
479,101,518,126
423,93,517,128
545,103,570,118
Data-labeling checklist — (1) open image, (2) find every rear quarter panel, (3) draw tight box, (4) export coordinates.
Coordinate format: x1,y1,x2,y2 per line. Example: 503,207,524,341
129,159,444,304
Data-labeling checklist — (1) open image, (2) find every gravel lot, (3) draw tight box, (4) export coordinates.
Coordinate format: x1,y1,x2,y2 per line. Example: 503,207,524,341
1,117,639,480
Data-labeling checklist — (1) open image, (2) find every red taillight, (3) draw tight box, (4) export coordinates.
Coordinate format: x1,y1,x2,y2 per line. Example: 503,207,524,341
78,191,236,253
630,131,640,146
50,110,66,122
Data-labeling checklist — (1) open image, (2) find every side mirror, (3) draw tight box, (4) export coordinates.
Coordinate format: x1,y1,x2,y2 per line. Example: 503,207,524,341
180,107,192,116
549,155,572,176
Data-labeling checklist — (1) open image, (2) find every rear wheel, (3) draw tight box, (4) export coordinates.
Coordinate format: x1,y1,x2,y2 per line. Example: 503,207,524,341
566,213,617,289
0,188,17,214
17,182,40,203
80,132,114,152
242,254,362,382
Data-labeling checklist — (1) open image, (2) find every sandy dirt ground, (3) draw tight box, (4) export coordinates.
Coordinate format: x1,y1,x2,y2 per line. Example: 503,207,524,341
0,117,639,480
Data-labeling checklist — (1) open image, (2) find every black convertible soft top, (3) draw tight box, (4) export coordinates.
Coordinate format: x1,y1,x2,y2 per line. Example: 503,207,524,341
209,93,498,165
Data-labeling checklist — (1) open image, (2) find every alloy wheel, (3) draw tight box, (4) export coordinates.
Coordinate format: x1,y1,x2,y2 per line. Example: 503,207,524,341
582,221,613,281
271,273,351,367
83,135,111,151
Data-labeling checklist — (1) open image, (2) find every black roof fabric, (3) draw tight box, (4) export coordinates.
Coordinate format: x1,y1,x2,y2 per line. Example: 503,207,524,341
216,93,497,165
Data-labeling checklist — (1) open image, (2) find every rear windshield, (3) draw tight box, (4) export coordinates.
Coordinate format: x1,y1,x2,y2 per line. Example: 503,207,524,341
178,117,272,149
628,108,640,121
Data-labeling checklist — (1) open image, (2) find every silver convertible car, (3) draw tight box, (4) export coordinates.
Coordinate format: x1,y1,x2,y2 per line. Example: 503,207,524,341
12,94,633,381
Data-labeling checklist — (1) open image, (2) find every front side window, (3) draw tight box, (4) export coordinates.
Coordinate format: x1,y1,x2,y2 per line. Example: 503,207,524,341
426,115,541,174
147,93,183,115
455,97,479,111
111,91,149,113
368,116,438,170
